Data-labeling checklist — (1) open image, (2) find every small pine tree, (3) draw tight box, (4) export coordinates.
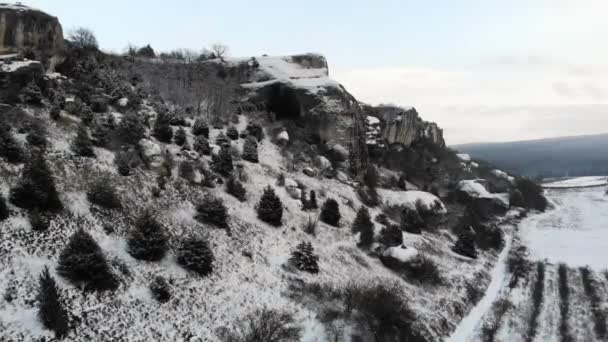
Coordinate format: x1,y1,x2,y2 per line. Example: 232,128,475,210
380,224,403,247
37,267,69,338
0,125,23,163
26,121,47,148
87,178,121,209
192,118,209,137
452,227,478,259
127,211,169,261
257,186,283,226
400,207,424,234
226,126,239,140
149,276,171,303
242,135,259,163
0,194,9,221
56,229,118,291
196,195,229,228
193,135,210,155
50,106,61,121
353,207,374,247
21,81,43,105
91,122,110,147
174,127,186,146
72,124,95,157
246,122,264,141
118,113,145,145
10,153,62,212
320,198,340,227
115,151,131,176
308,190,318,209
226,175,246,201
177,236,214,276
29,210,50,231
212,146,233,176
153,112,173,143
215,131,230,147
289,242,319,273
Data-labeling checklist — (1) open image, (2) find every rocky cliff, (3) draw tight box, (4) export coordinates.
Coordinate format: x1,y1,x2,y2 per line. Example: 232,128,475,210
0,3,65,69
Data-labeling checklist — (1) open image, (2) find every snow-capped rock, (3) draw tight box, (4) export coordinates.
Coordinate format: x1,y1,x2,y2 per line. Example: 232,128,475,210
457,153,471,162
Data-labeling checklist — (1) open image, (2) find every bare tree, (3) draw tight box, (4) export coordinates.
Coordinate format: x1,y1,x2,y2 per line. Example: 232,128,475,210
210,43,229,60
68,27,98,50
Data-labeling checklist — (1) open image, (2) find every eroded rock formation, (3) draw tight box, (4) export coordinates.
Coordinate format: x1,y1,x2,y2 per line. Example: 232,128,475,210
0,3,65,69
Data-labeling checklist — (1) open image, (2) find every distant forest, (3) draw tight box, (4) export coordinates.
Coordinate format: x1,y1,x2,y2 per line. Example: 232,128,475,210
455,133,608,178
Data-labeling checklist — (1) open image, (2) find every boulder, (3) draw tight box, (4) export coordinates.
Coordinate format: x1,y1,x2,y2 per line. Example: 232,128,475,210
380,246,419,269
303,167,316,177
330,144,349,162
336,171,349,182
139,138,163,168
286,186,302,200
314,155,331,170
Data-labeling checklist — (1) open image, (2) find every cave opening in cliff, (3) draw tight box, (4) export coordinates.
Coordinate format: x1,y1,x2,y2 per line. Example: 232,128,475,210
267,83,301,120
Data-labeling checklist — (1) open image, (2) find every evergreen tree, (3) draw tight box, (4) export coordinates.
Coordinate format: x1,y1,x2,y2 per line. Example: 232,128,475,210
246,122,264,141
320,198,340,227
226,126,239,140
177,236,214,276
191,118,209,137
153,111,173,143
257,186,283,226
118,113,145,145
178,160,195,182
193,135,210,155
226,175,246,201
91,121,110,147
242,135,259,163
29,210,50,231
20,81,42,105
0,124,23,163
308,190,318,209
380,224,403,247
174,127,186,146
212,146,233,176
452,227,478,259
127,211,169,261
0,194,9,221
196,195,229,228
400,207,424,234
87,178,121,209
289,242,319,274
149,276,171,303
215,131,230,147
50,105,61,121
353,207,374,247
56,229,118,291
37,267,69,338
10,153,62,212
72,124,95,157
26,121,47,148
115,151,131,176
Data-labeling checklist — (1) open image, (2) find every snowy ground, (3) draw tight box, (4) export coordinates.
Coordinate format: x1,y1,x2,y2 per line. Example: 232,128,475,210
451,178,608,342
543,176,607,189
522,186,608,269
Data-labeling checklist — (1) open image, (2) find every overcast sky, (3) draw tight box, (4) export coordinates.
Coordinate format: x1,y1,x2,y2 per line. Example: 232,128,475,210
23,0,608,144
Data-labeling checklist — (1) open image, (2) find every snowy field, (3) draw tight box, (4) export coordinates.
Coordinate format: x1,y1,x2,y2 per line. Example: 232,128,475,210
543,176,607,189
522,185,608,269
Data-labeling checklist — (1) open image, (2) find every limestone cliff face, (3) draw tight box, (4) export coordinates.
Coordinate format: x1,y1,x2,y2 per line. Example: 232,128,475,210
242,54,363,153
373,106,445,148
0,4,65,69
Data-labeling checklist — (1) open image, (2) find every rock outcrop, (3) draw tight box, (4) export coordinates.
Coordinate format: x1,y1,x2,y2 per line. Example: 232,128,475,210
372,106,445,148
0,3,65,69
